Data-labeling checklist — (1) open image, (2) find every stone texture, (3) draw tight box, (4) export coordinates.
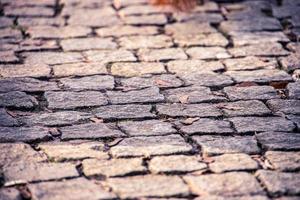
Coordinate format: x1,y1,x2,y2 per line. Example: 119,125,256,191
182,73,234,88
118,120,176,136
39,142,109,161
19,111,91,126
267,99,300,115
223,57,277,71
119,35,173,49
256,132,300,151
157,104,222,118
288,82,300,99
0,126,51,143
256,170,300,195
265,151,300,172
107,175,189,198
61,38,117,51
209,153,259,173
53,62,108,77
218,100,271,117
60,123,125,140
45,91,108,109
163,86,226,103
82,158,146,177
149,155,207,173
181,119,233,135
224,86,278,101
0,108,18,126
93,105,155,120
0,91,38,108
186,47,231,60
84,50,137,63
138,48,188,61
107,87,164,104
192,136,260,156
111,62,165,77
96,25,159,37
110,135,192,157
59,75,114,91
184,172,264,196
29,178,116,200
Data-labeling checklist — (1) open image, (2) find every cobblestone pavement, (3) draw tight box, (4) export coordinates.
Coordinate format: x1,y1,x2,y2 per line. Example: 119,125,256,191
0,0,300,199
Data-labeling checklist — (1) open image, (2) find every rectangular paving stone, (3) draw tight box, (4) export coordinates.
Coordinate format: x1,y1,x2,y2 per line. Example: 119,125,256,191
0,91,38,109
223,56,277,71
228,43,289,57
107,87,164,104
0,108,18,127
118,120,176,136
182,73,234,88
0,77,58,93
265,151,300,172
157,104,222,118
224,86,278,101
186,47,231,60
107,175,190,198
29,178,116,200
45,91,108,109
60,123,125,140
39,142,109,161
118,35,173,49
27,26,91,39
138,48,188,62
53,62,108,77
180,118,234,135
3,162,78,184
110,135,193,157
111,62,165,77
149,155,206,174
217,100,271,117
93,104,155,120
163,86,227,104
19,111,91,126
59,75,114,91
256,132,300,151
184,172,264,196
82,158,146,177
96,25,159,37
209,153,259,173
0,126,51,143
267,99,300,115
287,82,300,99
192,135,260,156
61,37,117,51
124,14,167,25
225,69,292,83
84,50,137,63
256,170,300,195
230,117,295,133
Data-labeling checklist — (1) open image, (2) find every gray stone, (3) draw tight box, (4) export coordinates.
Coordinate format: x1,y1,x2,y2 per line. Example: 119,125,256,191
61,38,117,51
60,123,125,140
209,153,259,173
138,48,187,62
265,151,300,172
267,99,300,115
256,132,300,151
181,119,233,135
157,104,222,118
256,170,300,195
45,91,108,109
288,82,300,99
84,50,137,63
186,47,231,60
164,86,227,103
110,135,192,157
107,175,189,198
224,86,278,101
118,120,176,136
19,111,91,126
0,108,18,126
218,100,271,117
59,75,114,91
107,87,164,104
29,178,116,200
93,105,155,120
230,117,295,133
0,91,38,108
192,135,260,156
184,172,264,196
0,126,51,143
118,35,173,49
182,73,234,88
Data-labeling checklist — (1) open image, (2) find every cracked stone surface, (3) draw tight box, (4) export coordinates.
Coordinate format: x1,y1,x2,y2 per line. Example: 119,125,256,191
0,0,299,199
